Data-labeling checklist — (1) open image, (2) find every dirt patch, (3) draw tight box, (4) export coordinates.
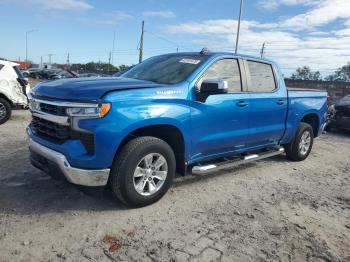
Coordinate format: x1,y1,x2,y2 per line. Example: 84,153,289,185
0,111,349,261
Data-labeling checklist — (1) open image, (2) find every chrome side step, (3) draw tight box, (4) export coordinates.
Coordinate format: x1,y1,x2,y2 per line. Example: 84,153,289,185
192,147,285,175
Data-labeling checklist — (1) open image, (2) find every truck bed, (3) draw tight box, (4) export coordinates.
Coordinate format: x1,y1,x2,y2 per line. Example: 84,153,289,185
287,88,327,99
287,87,325,93
284,88,328,140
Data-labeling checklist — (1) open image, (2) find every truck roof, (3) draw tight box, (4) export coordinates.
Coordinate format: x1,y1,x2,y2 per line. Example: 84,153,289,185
162,51,276,65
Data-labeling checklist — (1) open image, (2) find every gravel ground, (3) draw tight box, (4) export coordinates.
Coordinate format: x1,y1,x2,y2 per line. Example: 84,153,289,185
0,110,349,262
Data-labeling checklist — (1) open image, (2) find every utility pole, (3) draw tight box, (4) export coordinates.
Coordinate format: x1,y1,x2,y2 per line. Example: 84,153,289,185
40,56,43,68
260,42,266,58
26,29,36,68
235,0,243,54
139,21,145,63
66,53,70,67
48,54,53,66
108,51,112,72
111,31,116,65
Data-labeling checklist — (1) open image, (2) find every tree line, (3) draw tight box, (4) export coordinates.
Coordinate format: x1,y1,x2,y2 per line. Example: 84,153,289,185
68,62,132,73
290,63,350,82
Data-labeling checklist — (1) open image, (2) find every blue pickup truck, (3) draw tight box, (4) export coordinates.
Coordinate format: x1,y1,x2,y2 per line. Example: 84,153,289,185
27,50,328,207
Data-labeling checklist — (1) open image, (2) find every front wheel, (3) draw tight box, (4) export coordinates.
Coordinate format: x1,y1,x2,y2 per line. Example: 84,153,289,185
284,122,314,161
109,136,176,207
0,98,12,125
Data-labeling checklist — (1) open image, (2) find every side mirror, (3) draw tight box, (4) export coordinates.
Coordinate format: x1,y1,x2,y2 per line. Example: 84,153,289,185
200,80,228,94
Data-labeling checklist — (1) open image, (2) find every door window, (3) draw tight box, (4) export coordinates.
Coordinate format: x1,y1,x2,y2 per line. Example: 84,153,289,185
202,59,242,92
246,61,276,92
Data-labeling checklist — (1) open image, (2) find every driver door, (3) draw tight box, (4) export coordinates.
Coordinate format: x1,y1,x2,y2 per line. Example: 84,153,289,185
190,58,250,162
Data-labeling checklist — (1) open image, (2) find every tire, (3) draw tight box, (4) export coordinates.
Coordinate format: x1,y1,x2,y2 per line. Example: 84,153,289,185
109,136,176,207
0,98,12,125
284,122,314,161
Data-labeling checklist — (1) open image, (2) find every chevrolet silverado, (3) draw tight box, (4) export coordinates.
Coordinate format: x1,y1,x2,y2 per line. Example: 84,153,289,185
27,51,328,207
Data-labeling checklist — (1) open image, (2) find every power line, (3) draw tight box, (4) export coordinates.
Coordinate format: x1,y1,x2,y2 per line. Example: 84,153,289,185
145,30,180,52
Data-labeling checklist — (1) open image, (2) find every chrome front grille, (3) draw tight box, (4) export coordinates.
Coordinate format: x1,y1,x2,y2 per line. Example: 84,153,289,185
29,96,95,154
39,102,67,116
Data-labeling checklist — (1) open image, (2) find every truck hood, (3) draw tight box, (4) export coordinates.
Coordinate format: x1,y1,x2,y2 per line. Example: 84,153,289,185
32,77,163,101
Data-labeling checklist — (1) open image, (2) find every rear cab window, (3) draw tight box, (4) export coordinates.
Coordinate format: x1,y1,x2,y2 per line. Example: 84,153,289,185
246,60,276,92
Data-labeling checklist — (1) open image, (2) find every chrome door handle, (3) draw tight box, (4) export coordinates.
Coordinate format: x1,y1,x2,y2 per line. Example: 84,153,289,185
276,99,285,105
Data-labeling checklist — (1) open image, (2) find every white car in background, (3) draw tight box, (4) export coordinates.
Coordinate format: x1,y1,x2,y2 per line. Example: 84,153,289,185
0,59,30,125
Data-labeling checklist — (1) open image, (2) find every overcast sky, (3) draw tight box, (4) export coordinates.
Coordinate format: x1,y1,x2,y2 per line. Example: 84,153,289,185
1,0,349,76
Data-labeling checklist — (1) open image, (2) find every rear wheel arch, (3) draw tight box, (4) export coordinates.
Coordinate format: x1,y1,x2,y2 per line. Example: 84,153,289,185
300,113,320,137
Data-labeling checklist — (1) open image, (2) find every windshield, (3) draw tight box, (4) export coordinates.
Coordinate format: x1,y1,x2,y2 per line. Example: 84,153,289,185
122,54,209,85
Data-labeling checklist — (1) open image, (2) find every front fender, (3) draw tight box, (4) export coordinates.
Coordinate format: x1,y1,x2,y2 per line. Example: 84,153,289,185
77,88,191,169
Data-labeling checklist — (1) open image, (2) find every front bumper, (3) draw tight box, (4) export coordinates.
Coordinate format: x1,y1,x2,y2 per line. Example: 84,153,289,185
29,138,110,186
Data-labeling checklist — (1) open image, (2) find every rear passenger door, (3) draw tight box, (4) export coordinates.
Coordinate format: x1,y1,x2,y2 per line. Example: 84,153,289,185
243,60,287,148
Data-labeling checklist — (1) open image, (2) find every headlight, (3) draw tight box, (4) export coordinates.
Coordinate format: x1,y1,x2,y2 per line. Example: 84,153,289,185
66,103,111,118
29,100,40,111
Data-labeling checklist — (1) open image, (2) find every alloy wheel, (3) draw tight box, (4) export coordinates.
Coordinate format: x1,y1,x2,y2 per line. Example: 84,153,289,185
133,153,168,196
299,130,311,156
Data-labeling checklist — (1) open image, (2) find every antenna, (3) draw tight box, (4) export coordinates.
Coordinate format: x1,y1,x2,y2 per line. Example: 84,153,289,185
200,48,210,55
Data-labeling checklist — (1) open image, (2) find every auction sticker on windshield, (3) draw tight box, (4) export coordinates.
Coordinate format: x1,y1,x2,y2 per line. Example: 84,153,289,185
179,58,201,65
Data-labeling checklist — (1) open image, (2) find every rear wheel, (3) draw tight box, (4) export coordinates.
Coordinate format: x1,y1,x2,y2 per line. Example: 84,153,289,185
109,136,176,207
284,122,314,161
0,98,11,125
